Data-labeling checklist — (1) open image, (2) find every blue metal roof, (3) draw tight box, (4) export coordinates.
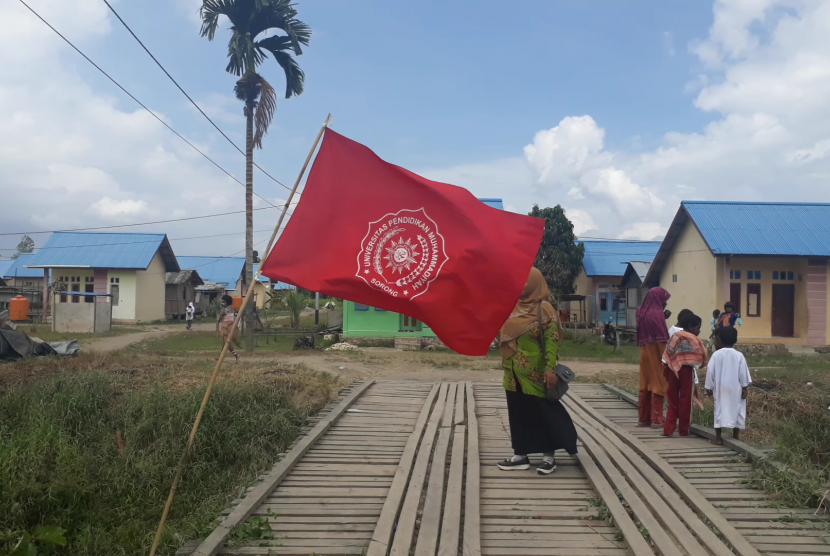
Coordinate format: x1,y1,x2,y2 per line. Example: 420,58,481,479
0,260,13,277
26,232,178,271
579,240,662,276
684,201,830,256
478,198,504,210
4,254,46,278
253,263,296,290
178,256,245,288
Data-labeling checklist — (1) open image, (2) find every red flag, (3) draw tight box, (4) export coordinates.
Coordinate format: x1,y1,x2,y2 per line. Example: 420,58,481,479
261,130,544,355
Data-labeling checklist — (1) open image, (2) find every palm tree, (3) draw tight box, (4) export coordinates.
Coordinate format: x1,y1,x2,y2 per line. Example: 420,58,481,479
200,0,310,352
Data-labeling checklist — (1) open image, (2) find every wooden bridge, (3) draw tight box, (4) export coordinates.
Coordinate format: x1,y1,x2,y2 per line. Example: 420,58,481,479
181,381,829,556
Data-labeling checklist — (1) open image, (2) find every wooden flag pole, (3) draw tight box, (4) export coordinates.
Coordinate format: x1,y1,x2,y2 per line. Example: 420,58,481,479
148,113,332,556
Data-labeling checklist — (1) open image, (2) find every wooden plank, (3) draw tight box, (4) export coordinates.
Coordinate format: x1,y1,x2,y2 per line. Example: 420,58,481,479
573,419,684,556
454,381,466,426
438,425,466,556
569,391,763,556
572,434,661,556
192,380,374,556
566,399,734,556
443,382,458,428
415,427,452,555
463,382,481,556
366,382,444,556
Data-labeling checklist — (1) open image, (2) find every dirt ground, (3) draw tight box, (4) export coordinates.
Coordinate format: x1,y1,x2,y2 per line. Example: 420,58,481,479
247,348,638,383
68,324,638,384
83,323,215,352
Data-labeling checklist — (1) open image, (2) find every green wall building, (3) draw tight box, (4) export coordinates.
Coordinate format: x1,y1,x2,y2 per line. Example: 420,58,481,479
341,198,503,339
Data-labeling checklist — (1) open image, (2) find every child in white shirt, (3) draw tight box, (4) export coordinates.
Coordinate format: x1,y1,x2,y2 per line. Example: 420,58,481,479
705,326,751,445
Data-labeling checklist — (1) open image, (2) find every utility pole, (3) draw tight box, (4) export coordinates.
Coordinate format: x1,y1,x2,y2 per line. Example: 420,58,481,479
315,292,320,326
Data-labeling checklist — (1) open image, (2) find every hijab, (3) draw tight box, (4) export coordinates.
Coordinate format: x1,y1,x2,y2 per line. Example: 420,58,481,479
188,302,194,310
636,287,671,346
500,268,557,358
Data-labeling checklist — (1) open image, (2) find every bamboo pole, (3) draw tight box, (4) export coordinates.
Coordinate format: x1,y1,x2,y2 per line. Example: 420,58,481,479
148,114,332,556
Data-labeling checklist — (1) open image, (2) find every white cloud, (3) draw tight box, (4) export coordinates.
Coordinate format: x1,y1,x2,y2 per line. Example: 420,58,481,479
618,222,664,241
524,115,664,216
663,31,676,57
564,209,597,236
90,197,149,217
787,138,830,165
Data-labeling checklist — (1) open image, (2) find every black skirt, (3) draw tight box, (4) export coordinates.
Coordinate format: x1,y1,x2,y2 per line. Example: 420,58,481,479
506,380,578,456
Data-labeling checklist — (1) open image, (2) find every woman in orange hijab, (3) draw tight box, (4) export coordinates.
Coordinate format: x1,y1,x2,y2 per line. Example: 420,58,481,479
497,268,577,476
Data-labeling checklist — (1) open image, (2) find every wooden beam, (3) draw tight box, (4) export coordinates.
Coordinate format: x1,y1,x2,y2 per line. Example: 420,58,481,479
462,382,481,556
573,450,654,556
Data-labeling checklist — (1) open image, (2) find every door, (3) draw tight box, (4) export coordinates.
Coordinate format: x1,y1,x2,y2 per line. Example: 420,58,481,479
729,283,742,313
400,314,422,332
771,284,795,337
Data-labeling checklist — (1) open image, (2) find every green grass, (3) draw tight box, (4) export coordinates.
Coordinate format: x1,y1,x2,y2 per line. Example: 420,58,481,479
0,366,335,555
12,325,138,343
129,331,305,353
558,334,640,364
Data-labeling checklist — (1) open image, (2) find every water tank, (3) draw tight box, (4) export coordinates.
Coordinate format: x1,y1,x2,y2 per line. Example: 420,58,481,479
10,296,29,321
232,295,243,311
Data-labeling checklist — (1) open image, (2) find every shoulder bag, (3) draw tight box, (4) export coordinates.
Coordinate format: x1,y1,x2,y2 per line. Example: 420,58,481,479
537,302,575,402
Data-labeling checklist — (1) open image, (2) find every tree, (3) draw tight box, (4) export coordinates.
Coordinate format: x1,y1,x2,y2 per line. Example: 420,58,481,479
529,205,585,303
200,0,311,352
11,235,34,260
252,250,261,263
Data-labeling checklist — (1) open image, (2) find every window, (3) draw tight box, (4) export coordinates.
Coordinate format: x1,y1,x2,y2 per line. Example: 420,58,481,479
84,283,94,303
71,283,80,303
730,283,742,314
747,283,761,317
354,303,369,311
672,274,678,283
730,270,742,280
600,296,608,312
110,277,119,284
773,271,779,280
788,271,794,280
373,307,386,311
750,270,761,279
111,284,119,306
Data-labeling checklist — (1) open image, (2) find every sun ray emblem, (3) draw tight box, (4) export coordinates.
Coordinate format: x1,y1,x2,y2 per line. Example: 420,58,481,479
384,237,420,273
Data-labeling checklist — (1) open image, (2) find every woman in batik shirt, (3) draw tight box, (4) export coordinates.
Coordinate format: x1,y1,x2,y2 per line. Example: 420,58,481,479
497,268,577,475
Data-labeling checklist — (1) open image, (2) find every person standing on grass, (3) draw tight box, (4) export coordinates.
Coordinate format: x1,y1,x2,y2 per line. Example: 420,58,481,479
216,295,240,362
716,302,743,329
667,308,704,410
705,326,751,445
668,309,693,338
635,287,671,428
662,313,708,437
497,267,578,476
185,302,195,331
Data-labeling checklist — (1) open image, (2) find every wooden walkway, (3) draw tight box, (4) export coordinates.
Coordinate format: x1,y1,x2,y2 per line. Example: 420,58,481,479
183,380,829,556
573,383,830,556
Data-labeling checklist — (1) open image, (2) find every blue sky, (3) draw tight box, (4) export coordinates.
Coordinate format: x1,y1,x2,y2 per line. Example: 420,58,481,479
2,0,830,257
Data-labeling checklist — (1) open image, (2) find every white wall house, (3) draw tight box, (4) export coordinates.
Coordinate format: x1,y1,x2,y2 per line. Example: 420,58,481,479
26,232,179,324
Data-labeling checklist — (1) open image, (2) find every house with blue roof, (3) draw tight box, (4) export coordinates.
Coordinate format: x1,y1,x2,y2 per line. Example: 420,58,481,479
572,240,662,326
645,201,830,347
26,232,179,323
2,254,49,288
